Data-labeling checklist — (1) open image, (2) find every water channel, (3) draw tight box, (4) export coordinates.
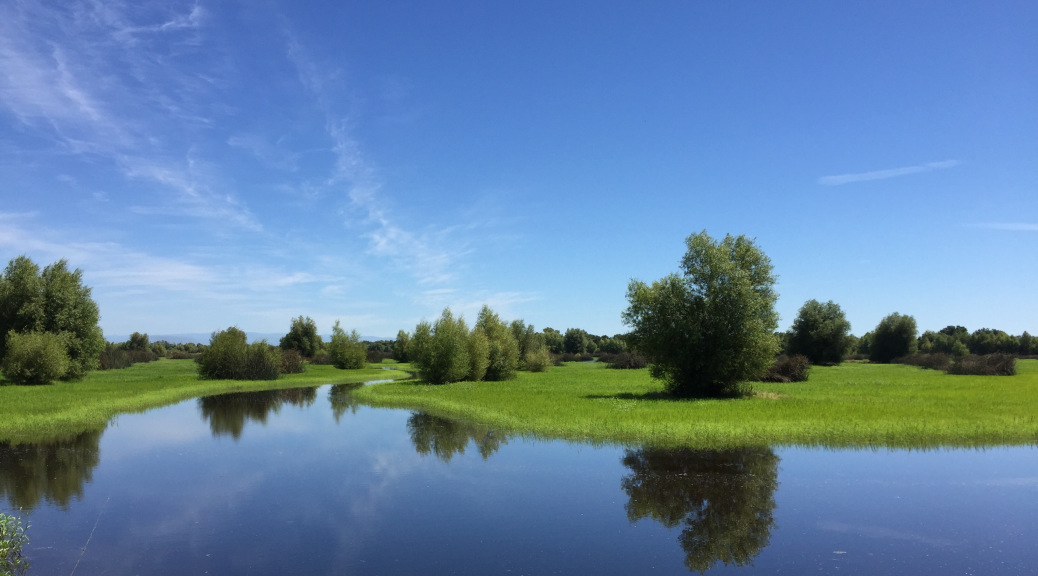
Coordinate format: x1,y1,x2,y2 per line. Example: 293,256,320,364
1,384,1036,574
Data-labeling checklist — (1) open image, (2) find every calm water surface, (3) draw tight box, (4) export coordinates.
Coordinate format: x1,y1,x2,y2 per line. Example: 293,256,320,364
1,384,1036,575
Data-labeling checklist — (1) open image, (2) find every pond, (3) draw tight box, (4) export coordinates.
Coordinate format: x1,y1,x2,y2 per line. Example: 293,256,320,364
2,384,1036,574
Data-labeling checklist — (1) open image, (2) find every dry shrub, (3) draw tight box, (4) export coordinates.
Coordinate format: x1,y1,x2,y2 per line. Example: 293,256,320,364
760,354,811,383
948,353,1016,376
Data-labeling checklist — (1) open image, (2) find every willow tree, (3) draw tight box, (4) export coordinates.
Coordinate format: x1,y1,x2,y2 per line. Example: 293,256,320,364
623,231,779,397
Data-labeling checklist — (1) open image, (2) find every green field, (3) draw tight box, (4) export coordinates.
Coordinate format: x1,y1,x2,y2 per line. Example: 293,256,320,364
3,358,1037,448
0,358,411,444
354,359,1038,449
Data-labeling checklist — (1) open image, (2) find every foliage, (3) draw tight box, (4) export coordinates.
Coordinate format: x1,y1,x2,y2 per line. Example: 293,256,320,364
968,328,1018,355
869,312,918,363
393,329,411,362
947,353,1016,376
623,231,780,397
563,328,588,355
786,299,852,365
542,327,564,354
196,327,282,380
279,316,322,358
0,256,104,381
328,321,366,369
600,351,649,369
475,305,519,381
1,331,70,385
0,512,30,576
98,344,158,370
899,353,952,372
280,348,306,374
410,309,471,384
467,327,490,382
759,354,811,383
523,344,552,372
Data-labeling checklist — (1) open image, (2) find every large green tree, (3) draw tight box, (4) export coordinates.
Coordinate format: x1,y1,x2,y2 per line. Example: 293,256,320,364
0,256,104,381
279,316,322,358
786,299,852,365
623,231,779,397
869,312,917,363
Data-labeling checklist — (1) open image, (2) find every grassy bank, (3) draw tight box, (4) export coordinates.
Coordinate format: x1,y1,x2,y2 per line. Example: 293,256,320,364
0,358,410,444
354,359,1038,449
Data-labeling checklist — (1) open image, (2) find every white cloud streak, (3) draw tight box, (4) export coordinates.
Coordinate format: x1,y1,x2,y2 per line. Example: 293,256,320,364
0,0,256,230
818,160,960,186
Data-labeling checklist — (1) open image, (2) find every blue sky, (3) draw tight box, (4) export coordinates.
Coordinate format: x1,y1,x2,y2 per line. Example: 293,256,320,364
1,1,1035,341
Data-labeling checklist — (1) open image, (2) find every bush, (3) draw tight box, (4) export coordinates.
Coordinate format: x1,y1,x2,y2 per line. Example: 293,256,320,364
1,330,70,385
603,352,649,369
0,512,30,575
197,327,281,380
760,354,811,383
948,353,1016,376
99,344,158,370
524,346,552,372
899,353,951,371
280,348,305,374
310,350,333,365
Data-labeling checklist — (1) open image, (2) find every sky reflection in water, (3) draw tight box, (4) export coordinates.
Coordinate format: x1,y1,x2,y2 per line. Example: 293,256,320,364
1,384,1036,575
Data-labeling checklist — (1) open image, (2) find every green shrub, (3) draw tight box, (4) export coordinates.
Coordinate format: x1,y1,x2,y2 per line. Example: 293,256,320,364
99,344,158,370
869,313,918,364
1,330,70,385
760,354,811,383
0,512,30,575
523,346,552,372
197,328,281,380
328,321,366,370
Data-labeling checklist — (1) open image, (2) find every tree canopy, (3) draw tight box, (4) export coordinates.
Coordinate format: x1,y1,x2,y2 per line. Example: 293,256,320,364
786,299,852,365
279,316,322,358
869,312,918,363
0,256,104,382
623,231,779,397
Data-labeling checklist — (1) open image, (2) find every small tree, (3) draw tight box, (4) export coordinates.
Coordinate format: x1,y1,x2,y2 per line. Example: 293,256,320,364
786,299,852,365
1,331,70,385
328,321,366,369
393,329,411,362
623,231,779,397
410,308,471,384
869,313,918,363
475,305,519,381
280,316,322,358
198,327,249,380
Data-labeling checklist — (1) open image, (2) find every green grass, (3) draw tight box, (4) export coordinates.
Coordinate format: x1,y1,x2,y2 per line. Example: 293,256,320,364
0,359,411,444
354,359,1038,449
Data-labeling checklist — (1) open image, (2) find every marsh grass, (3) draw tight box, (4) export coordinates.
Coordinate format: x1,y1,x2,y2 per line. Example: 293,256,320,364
0,359,411,444
0,512,29,576
354,359,1038,449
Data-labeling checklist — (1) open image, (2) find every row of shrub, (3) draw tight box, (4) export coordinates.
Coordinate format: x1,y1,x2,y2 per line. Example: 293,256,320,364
759,354,811,383
597,352,649,369
900,353,1016,376
98,345,159,370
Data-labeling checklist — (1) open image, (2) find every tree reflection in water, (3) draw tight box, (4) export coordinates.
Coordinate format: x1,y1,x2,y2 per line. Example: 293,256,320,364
198,387,318,440
0,429,102,510
406,412,506,462
620,446,779,573
328,383,364,422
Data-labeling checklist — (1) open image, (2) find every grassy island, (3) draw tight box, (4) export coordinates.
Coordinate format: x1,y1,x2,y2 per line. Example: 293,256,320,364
3,358,1036,449
354,359,1038,449
0,358,411,444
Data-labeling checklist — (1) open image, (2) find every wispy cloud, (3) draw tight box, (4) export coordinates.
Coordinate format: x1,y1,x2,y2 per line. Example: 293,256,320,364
818,160,959,186
0,0,256,230
283,30,465,287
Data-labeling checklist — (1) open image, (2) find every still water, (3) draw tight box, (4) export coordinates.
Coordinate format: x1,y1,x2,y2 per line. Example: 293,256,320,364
2,384,1036,574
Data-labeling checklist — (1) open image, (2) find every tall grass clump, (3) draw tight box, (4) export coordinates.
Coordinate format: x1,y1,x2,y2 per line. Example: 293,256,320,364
0,512,30,575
